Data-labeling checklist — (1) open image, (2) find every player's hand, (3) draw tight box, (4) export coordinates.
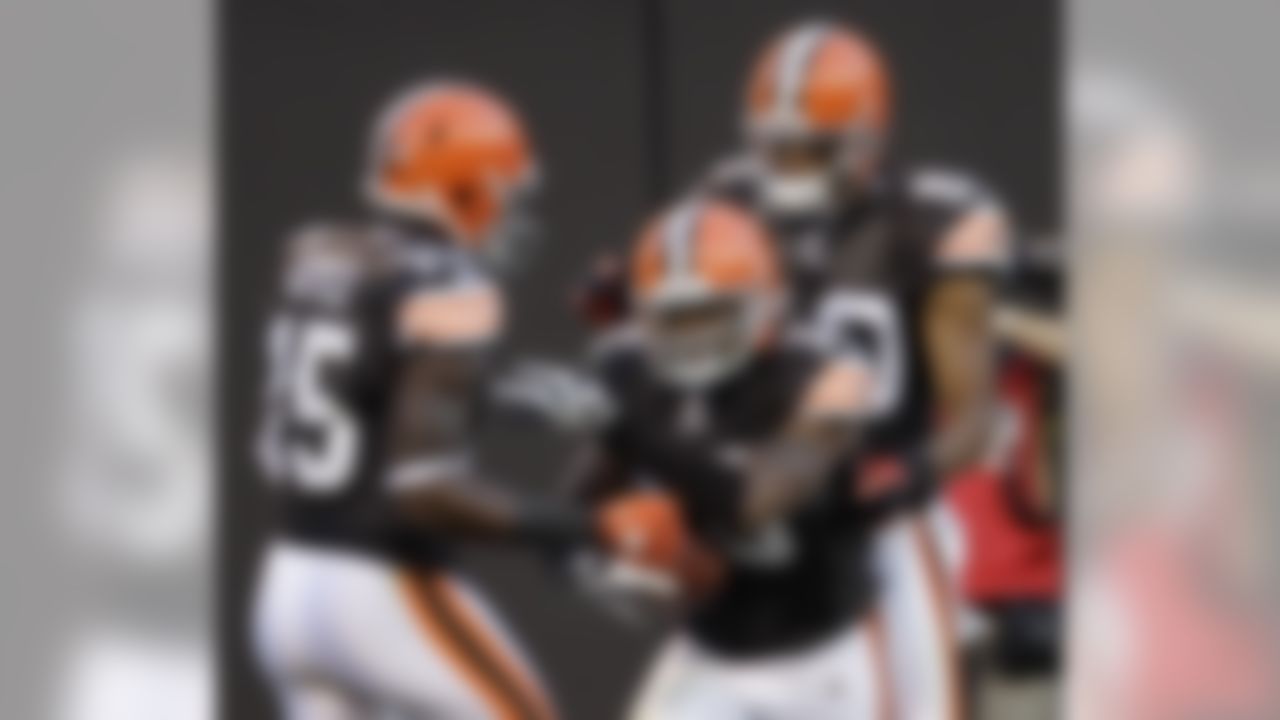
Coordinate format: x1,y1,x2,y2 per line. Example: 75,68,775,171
594,489,725,606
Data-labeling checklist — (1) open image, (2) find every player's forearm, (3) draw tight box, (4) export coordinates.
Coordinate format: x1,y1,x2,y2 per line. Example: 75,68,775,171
739,427,851,530
924,275,1002,476
927,390,998,475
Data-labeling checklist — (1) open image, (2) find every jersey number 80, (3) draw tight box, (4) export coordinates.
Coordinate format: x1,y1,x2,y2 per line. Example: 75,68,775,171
808,290,905,417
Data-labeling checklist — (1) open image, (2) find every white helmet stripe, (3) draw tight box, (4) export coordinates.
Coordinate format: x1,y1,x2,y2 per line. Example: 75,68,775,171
774,22,830,121
661,200,702,281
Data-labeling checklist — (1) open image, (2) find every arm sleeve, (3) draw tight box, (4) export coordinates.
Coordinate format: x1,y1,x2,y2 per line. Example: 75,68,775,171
383,345,487,492
381,276,501,491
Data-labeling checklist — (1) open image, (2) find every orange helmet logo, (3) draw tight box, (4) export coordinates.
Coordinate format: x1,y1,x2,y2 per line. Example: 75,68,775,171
365,81,535,245
631,200,781,302
746,21,890,136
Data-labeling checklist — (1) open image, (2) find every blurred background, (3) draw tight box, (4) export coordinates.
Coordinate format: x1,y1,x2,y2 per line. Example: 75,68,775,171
1069,1,1280,717
0,0,1276,718
0,0,210,718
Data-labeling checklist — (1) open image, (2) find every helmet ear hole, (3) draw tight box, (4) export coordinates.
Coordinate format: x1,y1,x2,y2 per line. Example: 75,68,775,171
448,180,497,240
450,181,479,213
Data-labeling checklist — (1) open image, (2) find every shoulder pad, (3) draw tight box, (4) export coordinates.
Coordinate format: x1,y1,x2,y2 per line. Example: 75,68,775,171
283,221,367,263
907,167,1013,272
281,221,372,306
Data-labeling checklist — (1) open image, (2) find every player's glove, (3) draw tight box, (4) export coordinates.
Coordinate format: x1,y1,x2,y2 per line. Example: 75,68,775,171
572,253,629,330
576,489,724,625
492,360,616,436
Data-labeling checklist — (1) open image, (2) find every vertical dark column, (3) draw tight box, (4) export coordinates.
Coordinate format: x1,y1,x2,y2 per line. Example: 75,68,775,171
641,0,671,203
658,0,1060,234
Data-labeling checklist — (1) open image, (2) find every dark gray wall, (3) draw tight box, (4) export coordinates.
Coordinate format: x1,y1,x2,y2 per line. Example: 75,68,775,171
222,2,1058,718
658,0,1059,231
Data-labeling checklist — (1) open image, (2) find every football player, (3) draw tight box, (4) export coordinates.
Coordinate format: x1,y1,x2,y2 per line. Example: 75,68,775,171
703,20,1015,718
565,199,909,719
721,19,1011,495
571,21,1011,717
249,81,682,720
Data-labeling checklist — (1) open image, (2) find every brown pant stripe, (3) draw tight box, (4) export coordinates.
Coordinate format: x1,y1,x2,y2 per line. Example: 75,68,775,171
867,609,896,720
432,577,557,720
398,573,544,720
912,518,965,720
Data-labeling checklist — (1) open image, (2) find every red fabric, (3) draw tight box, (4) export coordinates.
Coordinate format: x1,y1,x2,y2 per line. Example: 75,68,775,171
1091,362,1280,718
573,254,629,330
1097,530,1280,719
946,357,1062,602
855,455,909,502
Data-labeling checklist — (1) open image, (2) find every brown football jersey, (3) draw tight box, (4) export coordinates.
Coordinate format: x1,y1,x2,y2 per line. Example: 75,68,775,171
254,221,502,566
705,157,1011,453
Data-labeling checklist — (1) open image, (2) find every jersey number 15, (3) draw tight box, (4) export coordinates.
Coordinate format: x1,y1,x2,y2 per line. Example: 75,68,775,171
257,314,361,495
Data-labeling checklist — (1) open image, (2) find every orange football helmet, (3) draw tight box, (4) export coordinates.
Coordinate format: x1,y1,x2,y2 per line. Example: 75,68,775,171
630,199,785,387
743,21,891,215
364,81,538,251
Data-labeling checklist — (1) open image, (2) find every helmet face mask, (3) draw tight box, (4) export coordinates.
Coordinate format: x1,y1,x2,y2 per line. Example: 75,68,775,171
752,131,841,216
640,286,773,389
630,200,785,390
743,22,891,218
748,121,881,218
